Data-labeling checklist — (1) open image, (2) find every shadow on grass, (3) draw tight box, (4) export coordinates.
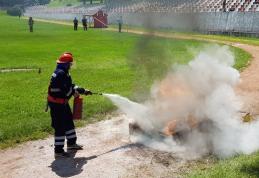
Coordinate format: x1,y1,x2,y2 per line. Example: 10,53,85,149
240,159,259,178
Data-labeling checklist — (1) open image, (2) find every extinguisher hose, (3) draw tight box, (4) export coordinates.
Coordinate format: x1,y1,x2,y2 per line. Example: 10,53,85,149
91,92,103,95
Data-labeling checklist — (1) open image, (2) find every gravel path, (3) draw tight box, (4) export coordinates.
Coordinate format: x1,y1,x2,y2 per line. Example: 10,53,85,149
0,115,209,178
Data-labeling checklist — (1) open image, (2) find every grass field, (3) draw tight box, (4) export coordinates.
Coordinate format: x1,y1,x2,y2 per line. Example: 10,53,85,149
187,152,259,178
0,12,251,148
114,25,259,178
112,24,259,47
1,10,258,178
0,11,257,177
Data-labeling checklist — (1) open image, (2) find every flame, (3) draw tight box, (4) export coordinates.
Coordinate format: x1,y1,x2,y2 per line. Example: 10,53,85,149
163,115,199,136
156,75,193,99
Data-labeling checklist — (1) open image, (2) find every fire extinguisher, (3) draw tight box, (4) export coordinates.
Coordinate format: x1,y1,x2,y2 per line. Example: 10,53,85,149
73,96,83,120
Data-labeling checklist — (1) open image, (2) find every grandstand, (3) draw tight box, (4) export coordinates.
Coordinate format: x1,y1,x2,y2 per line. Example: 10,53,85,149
24,0,259,36
106,0,259,13
25,0,259,18
105,0,259,37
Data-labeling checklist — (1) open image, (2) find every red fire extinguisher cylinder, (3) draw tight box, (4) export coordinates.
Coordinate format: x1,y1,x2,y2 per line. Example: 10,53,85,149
73,96,83,120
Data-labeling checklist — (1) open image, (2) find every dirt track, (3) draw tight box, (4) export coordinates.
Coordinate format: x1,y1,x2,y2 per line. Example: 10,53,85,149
1,115,214,178
1,24,259,177
234,43,259,115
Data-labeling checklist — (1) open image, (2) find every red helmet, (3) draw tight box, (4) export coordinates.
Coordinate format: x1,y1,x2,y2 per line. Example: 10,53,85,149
57,52,73,64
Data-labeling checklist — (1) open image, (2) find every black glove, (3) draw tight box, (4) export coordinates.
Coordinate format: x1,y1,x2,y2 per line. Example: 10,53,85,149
84,89,93,95
75,87,86,94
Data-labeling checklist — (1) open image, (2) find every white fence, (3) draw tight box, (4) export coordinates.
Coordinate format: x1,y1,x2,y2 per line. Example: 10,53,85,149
25,6,259,36
109,12,259,35
24,5,105,20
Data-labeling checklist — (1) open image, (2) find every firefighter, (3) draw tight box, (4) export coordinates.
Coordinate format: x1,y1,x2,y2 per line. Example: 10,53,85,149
47,52,92,158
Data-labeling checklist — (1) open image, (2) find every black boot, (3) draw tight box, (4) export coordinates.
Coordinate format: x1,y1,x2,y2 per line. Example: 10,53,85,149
67,143,83,150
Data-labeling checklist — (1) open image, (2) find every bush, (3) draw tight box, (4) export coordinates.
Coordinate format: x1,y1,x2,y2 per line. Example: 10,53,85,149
7,6,23,16
39,0,51,5
66,3,72,6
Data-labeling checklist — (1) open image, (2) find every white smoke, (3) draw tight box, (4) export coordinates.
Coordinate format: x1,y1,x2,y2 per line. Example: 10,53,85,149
104,45,259,159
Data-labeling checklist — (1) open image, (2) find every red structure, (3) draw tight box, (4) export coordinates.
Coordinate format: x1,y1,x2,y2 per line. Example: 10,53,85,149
92,10,108,28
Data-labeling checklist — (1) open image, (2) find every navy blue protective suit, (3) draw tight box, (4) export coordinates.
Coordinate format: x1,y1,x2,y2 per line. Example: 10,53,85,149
48,63,77,153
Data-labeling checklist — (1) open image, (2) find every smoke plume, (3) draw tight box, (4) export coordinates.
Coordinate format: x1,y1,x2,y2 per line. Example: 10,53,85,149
104,45,259,159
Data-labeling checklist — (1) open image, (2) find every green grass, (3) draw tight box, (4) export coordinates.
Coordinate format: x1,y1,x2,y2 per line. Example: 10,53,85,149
187,152,259,178
118,25,259,178
191,33,259,46
0,12,251,149
109,25,259,178
153,27,259,46
110,24,259,46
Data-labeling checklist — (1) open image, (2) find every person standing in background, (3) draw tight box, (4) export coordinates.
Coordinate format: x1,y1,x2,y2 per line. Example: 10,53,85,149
117,16,123,33
82,16,88,31
28,17,34,32
73,17,78,31
223,0,227,12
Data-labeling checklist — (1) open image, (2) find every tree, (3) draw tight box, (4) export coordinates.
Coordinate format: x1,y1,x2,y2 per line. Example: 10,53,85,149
39,0,50,5
79,0,93,5
7,5,23,16
79,0,87,5
0,0,50,7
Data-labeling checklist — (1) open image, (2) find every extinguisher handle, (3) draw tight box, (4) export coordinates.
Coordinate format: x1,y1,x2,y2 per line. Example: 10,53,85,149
84,90,93,96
